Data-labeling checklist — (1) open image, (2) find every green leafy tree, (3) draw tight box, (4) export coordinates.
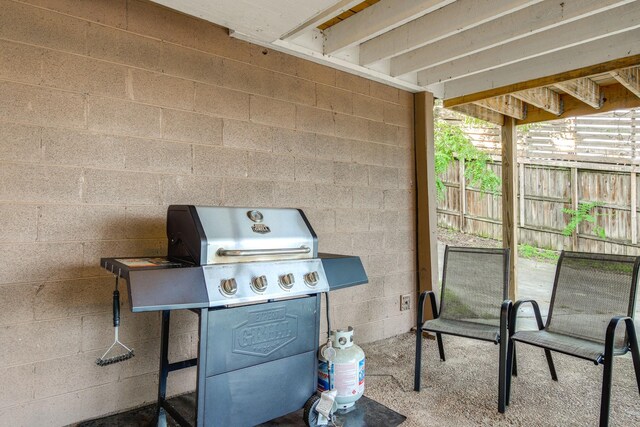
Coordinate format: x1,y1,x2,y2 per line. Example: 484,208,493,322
562,201,606,239
435,120,501,199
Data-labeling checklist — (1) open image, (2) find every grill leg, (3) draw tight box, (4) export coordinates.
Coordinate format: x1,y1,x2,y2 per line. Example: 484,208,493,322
156,310,171,427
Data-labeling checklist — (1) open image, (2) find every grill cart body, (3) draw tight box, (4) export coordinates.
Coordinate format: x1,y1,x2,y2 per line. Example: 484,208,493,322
101,206,368,427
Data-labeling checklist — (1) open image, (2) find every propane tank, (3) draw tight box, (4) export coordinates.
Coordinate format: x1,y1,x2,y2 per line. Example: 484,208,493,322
318,327,365,409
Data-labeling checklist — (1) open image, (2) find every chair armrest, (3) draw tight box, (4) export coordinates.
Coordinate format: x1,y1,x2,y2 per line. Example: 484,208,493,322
500,300,513,343
417,291,439,329
604,316,636,361
510,299,545,336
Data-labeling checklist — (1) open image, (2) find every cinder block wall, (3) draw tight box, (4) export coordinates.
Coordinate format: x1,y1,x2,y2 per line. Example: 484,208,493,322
0,0,416,424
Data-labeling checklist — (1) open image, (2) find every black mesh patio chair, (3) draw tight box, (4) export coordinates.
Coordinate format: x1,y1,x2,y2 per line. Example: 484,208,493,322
414,246,513,413
508,251,640,427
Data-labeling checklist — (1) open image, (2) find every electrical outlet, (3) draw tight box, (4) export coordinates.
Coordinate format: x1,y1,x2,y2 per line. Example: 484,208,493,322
400,294,411,311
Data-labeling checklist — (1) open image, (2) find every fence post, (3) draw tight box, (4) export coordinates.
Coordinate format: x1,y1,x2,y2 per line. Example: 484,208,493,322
459,159,466,232
571,167,579,250
519,162,525,228
632,171,637,245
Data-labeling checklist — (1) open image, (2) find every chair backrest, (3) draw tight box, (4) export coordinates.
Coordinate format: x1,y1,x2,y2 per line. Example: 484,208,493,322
546,251,640,346
439,246,510,326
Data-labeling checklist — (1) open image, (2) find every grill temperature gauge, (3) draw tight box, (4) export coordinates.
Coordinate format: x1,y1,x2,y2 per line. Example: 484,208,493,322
251,275,268,293
304,271,320,287
220,278,237,296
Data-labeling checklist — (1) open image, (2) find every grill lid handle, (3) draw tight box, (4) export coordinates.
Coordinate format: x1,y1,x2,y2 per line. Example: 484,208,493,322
216,246,311,257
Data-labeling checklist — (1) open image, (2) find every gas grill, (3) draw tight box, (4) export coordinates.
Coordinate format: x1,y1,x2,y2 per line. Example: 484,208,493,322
101,205,367,427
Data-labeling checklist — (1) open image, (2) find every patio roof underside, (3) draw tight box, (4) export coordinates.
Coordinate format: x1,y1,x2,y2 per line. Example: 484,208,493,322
150,0,640,122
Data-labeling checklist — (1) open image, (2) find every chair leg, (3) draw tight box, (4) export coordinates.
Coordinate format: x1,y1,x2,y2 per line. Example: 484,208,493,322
599,357,614,427
506,339,515,406
498,337,507,413
627,321,640,394
512,344,518,377
414,329,423,391
544,349,558,381
436,333,446,362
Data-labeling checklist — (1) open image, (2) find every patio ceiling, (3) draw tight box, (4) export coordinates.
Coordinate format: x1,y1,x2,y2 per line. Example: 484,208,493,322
151,0,640,113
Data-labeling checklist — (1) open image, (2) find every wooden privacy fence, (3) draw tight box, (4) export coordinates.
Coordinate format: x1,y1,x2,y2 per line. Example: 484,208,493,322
437,109,640,256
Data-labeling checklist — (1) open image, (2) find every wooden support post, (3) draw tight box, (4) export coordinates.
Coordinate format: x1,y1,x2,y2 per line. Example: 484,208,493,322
501,118,518,301
459,159,466,232
632,172,637,245
415,92,438,307
571,167,579,250
519,162,525,229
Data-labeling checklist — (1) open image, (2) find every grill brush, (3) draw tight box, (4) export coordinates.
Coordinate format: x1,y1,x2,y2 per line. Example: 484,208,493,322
96,275,134,366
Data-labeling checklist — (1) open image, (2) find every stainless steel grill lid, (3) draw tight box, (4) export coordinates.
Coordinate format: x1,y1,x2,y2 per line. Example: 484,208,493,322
167,205,317,265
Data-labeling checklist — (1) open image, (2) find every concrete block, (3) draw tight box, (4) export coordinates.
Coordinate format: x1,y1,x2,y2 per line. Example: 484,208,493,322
316,84,353,114
382,145,404,169
396,250,416,272
335,70,369,95
383,272,415,298
248,152,295,181
128,69,195,110
222,119,273,152
0,122,42,163
195,83,250,121
318,232,353,256
352,231,385,255
222,178,274,206
296,59,335,86
81,310,160,352
193,20,251,62
33,349,124,399
398,166,415,189
350,320,384,344
21,0,127,28
369,81,399,104
300,208,335,233
249,46,297,75
161,42,223,87
353,94,384,122
384,102,412,128
271,128,315,157
41,50,128,98
334,113,369,141
331,300,375,327
352,140,385,166
0,283,37,326
0,242,83,285
193,145,248,178
127,0,198,46
314,135,352,162
0,40,43,85
82,239,166,278
397,125,413,147
333,162,368,187
223,59,274,97
352,187,383,209
88,96,161,138
369,165,399,189
382,311,413,339
250,95,296,129
369,210,399,232
366,253,399,277
384,189,415,210
335,209,369,232
162,109,222,145
0,317,81,366
273,182,317,209
124,205,167,239
0,162,83,203
397,210,415,231
296,105,334,136
42,128,126,169
295,157,334,184
160,174,223,205
124,138,192,174
315,184,352,209
368,121,400,145
399,90,414,107
0,204,37,242
0,81,85,129
87,23,162,71
271,73,316,106
0,364,34,408
116,372,159,411
38,205,126,242
0,0,87,54
83,168,160,205
166,365,197,397
384,230,416,253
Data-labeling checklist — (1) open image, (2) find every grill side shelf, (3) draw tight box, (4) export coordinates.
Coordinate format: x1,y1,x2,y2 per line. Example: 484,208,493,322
319,253,368,291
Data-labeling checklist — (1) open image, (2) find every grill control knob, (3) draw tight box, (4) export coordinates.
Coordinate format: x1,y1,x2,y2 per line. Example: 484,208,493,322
252,275,268,292
220,278,237,296
304,271,320,287
279,273,295,290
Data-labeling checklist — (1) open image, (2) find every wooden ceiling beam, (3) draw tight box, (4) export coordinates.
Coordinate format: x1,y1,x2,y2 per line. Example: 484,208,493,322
512,87,562,116
611,66,640,98
518,82,640,125
322,0,454,54
554,78,602,109
281,0,364,39
449,104,505,126
416,1,640,84
474,95,526,120
390,0,630,77
359,0,539,66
